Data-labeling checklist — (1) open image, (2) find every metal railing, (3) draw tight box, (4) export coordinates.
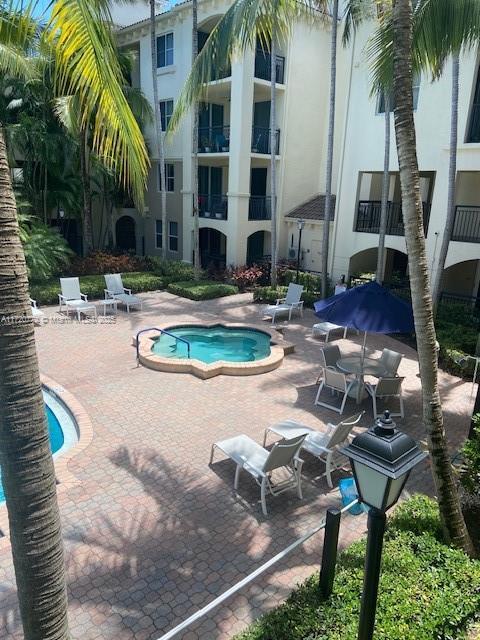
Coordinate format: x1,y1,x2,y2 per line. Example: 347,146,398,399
154,500,358,640
254,50,285,84
251,126,280,154
249,195,272,220
198,194,228,220
198,125,230,153
355,201,431,236
451,205,480,243
135,327,191,361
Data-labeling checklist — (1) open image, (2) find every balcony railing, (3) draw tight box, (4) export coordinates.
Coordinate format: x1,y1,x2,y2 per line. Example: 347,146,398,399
249,196,272,220
452,205,480,243
467,103,480,142
355,200,431,237
198,194,228,220
251,126,280,154
198,126,230,153
254,50,285,84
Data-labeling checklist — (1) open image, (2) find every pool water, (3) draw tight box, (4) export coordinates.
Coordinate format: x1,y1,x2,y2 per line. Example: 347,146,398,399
0,403,66,503
151,325,271,364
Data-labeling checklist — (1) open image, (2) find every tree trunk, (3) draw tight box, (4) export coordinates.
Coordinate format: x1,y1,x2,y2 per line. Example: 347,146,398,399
376,93,390,283
192,0,201,277
0,128,69,638
43,163,48,224
79,127,93,255
392,0,475,556
321,0,338,298
431,53,459,312
150,0,167,260
270,30,278,288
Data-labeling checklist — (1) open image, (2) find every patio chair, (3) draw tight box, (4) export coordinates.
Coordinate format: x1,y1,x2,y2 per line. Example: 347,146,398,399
316,343,347,383
263,283,304,324
312,322,348,342
378,348,403,377
58,277,97,320
30,298,44,323
365,376,405,419
104,274,143,313
263,412,364,488
314,367,356,414
210,433,306,515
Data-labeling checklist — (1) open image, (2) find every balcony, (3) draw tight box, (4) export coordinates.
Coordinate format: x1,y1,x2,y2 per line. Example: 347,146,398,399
254,50,285,84
452,205,480,243
251,126,280,154
198,194,228,220
355,201,431,236
249,196,272,220
198,126,230,153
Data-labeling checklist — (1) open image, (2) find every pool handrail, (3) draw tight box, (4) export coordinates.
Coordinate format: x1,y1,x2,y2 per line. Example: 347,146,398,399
136,327,191,361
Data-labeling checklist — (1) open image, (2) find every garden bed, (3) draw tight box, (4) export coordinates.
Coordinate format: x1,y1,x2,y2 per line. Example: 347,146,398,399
167,280,238,300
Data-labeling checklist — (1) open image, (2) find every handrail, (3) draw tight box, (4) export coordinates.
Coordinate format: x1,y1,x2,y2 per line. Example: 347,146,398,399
154,499,359,640
136,327,191,361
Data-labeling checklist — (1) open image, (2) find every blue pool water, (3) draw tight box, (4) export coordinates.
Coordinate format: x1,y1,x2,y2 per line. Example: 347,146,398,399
151,325,271,364
0,404,65,503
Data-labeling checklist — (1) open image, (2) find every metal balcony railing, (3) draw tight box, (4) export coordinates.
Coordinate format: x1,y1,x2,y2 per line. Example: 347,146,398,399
198,194,228,220
251,126,280,154
249,195,272,220
451,205,480,243
355,201,431,237
254,50,285,84
198,126,230,153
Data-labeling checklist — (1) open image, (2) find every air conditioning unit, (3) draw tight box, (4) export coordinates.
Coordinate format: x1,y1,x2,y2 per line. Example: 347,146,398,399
288,247,298,260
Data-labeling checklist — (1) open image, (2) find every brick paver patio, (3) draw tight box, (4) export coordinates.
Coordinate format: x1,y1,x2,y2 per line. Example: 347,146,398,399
0,291,476,640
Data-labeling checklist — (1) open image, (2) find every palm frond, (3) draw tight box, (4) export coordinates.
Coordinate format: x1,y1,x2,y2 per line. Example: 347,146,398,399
53,94,81,137
45,0,149,209
123,85,154,127
342,0,376,47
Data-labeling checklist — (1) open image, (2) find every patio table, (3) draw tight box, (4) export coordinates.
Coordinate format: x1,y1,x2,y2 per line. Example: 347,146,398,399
337,356,387,405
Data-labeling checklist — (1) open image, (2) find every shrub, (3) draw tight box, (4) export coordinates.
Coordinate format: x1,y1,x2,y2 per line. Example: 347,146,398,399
235,496,480,640
387,494,444,541
460,417,480,497
167,280,238,300
30,272,163,305
145,256,197,283
228,265,264,292
70,251,146,276
20,214,72,281
283,269,322,292
253,286,320,308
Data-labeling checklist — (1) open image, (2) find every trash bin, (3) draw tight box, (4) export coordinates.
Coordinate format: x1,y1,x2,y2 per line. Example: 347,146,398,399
339,477,364,515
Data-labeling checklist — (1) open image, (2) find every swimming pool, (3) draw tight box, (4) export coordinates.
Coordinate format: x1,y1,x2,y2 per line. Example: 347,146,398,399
151,324,272,364
0,388,79,503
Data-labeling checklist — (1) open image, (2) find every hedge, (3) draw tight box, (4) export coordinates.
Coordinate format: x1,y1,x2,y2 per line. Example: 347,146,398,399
145,256,197,284
235,496,480,640
167,280,238,300
30,272,164,305
253,286,319,308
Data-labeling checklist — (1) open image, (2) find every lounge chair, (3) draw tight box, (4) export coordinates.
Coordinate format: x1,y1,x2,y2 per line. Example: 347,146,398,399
58,277,97,320
365,376,405,419
210,433,306,515
315,367,356,414
263,283,304,324
30,298,44,323
378,348,403,376
263,412,364,488
104,274,143,313
312,322,348,342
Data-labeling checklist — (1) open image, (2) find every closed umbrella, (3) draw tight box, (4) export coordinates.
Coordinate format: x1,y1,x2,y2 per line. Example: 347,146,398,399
314,281,414,361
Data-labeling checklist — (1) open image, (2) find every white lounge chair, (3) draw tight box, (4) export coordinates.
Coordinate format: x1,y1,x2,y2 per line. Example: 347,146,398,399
312,322,348,342
365,376,405,419
378,348,403,376
263,412,364,488
58,277,97,320
210,433,306,515
315,367,356,414
263,283,304,324
30,298,44,323
104,273,143,313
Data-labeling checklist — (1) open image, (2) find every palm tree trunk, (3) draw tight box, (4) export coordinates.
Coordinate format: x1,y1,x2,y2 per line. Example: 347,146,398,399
0,128,69,638
192,0,201,277
376,94,390,283
392,0,474,556
431,53,459,312
43,163,48,224
150,0,167,260
79,127,93,255
321,0,338,298
270,30,278,288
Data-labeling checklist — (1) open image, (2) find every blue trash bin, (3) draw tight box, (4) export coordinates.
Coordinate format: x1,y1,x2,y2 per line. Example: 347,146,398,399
339,477,364,515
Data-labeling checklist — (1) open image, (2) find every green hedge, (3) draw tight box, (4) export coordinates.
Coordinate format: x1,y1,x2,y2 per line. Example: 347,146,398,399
30,272,164,305
167,280,238,300
235,496,480,640
145,256,197,284
253,286,319,308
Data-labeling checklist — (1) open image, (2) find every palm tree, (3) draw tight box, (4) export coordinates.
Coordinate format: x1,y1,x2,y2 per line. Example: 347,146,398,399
192,0,201,276
0,3,149,638
390,0,475,555
167,0,307,286
269,25,278,286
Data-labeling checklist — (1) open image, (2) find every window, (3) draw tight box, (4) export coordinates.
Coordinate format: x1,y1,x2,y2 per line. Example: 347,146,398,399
376,74,420,114
159,163,174,192
155,220,163,249
160,100,173,131
157,32,174,68
168,221,179,252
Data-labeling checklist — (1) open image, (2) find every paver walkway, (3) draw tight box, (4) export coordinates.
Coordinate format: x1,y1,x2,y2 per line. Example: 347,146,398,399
0,292,475,640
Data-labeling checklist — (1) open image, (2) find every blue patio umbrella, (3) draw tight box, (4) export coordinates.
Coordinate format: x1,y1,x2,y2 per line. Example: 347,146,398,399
314,281,414,359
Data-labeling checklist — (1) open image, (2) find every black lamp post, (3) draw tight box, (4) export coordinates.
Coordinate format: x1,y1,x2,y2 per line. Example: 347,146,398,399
341,411,427,640
295,219,305,282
